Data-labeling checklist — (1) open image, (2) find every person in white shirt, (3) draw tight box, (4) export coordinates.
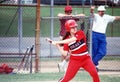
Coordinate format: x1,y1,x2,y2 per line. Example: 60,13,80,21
90,5,120,71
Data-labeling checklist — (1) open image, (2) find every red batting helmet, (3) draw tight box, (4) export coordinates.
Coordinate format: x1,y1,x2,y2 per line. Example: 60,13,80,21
65,20,78,32
64,6,72,12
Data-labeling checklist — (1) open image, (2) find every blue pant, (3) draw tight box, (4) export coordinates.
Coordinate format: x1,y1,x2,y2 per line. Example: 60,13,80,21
92,31,107,66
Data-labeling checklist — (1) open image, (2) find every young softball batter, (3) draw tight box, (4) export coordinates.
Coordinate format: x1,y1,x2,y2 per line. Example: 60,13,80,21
46,19,100,82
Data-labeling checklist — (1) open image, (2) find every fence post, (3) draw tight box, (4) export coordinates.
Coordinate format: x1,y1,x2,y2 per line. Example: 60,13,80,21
35,0,40,73
18,0,23,53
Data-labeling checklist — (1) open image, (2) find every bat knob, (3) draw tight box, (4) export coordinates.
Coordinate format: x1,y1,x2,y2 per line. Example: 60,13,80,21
46,38,52,43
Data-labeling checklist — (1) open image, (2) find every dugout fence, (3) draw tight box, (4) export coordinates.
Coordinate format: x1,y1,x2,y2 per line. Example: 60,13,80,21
0,1,120,73
0,4,38,73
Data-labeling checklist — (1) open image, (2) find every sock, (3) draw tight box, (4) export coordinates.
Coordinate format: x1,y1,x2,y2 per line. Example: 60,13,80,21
62,60,67,66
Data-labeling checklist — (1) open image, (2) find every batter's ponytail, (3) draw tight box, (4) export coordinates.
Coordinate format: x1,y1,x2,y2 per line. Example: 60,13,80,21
59,32,70,46
62,32,70,40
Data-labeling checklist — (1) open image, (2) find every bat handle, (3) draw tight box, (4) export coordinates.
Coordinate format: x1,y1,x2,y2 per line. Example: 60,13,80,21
46,38,52,43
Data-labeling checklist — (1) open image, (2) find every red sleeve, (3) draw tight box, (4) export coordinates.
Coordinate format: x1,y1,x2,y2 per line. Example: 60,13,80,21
63,44,69,51
75,30,85,41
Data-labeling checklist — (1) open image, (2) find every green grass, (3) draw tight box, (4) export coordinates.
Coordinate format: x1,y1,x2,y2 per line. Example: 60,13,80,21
0,71,120,82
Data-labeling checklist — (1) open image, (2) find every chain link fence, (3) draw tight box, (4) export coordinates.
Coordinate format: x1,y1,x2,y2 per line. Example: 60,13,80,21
40,16,120,72
0,1,120,74
0,3,36,73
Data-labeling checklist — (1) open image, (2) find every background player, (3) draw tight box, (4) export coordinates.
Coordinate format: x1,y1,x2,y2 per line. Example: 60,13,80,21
90,5,120,71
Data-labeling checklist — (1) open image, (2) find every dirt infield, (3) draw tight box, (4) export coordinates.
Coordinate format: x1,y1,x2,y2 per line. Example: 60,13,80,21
39,60,120,75
1,57,120,75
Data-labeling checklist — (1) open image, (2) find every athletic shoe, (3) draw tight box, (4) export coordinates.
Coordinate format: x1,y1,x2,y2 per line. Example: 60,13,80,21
96,67,99,72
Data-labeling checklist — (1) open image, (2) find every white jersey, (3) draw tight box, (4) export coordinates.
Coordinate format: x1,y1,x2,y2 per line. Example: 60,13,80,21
92,14,115,34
